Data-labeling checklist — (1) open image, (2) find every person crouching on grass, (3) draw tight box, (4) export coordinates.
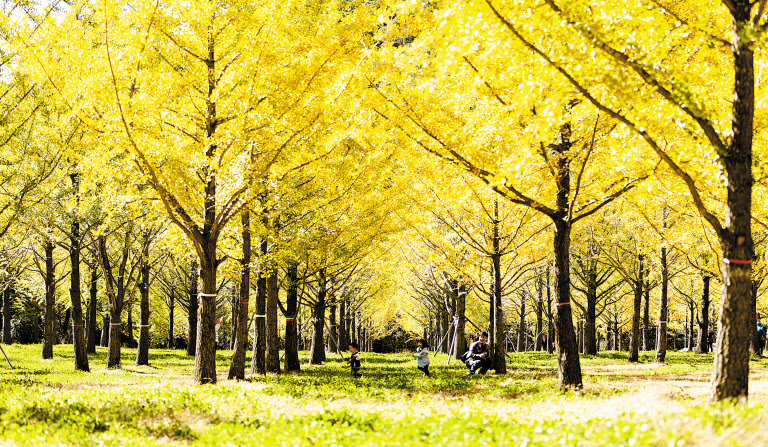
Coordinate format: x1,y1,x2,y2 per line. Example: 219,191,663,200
464,332,491,376
414,339,431,377
347,342,362,378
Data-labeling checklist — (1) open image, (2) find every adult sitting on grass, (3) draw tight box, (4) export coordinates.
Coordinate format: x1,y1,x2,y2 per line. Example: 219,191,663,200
464,332,491,376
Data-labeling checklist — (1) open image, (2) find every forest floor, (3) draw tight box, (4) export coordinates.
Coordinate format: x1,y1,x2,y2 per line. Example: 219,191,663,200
0,345,767,446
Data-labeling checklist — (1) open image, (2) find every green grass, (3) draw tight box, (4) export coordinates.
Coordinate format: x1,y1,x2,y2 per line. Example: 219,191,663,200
0,344,767,446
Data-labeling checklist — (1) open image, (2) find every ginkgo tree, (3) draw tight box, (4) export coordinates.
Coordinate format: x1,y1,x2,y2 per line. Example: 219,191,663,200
449,0,763,402
16,0,374,383
364,5,654,388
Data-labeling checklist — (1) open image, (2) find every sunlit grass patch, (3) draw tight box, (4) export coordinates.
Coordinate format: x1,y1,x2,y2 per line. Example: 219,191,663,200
0,344,767,445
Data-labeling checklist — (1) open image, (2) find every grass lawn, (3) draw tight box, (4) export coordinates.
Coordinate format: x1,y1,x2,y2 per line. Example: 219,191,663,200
0,344,767,446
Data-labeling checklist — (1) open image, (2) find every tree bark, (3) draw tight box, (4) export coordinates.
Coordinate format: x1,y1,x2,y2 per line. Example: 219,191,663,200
546,268,553,354
86,269,98,354
100,314,109,347
584,267,597,355
194,249,218,384
655,245,668,363
249,239,267,375
491,222,506,371
265,266,280,373
696,276,711,355
127,302,134,343
709,3,755,403
2,287,10,344
689,304,696,350
167,289,174,349
68,186,89,371
553,217,581,387
309,268,327,364
107,313,122,367
228,209,251,380
750,279,760,355
535,279,543,351
186,260,198,356
550,123,582,388
42,238,55,360
135,234,151,366
628,255,644,362
328,303,338,353
284,262,301,371
642,281,650,351
339,299,347,350
517,296,526,352
453,284,467,359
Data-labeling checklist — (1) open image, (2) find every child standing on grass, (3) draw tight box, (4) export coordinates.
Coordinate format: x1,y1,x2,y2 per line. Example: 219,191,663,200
347,342,362,378
414,339,430,377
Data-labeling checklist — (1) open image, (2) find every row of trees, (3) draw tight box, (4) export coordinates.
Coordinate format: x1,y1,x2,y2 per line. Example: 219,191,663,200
0,0,759,403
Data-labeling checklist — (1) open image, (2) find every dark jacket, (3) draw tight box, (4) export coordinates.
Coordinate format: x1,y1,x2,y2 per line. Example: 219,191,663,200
468,340,489,360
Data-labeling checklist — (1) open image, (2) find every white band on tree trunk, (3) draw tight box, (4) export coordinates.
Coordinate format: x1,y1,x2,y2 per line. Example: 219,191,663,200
138,324,151,327
253,315,266,318
198,293,218,297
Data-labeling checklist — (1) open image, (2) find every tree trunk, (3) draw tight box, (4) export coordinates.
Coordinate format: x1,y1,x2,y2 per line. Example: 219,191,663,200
229,288,237,351
628,254,644,362
655,245,668,363
135,235,151,366
535,276,544,351
265,266,280,373
440,308,449,353
309,269,327,364
584,267,597,355
249,239,268,375
107,310,122,368
167,290,174,350
284,262,300,371
546,268,553,354
548,123,582,388
2,287,10,344
491,241,506,372
229,210,251,380
339,299,347,350
453,285,467,359
86,269,98,354
194,250,218,384
328,303,338,354
186,260,198,356
100,315,109,347
696,276,711,355
750,279,760,355
689,305,696,350
516,297,526,352
553,218,581,387
127,302,134,343
68,195,89,371
642,281,650,351
42,239,55,360
709,3,754,403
